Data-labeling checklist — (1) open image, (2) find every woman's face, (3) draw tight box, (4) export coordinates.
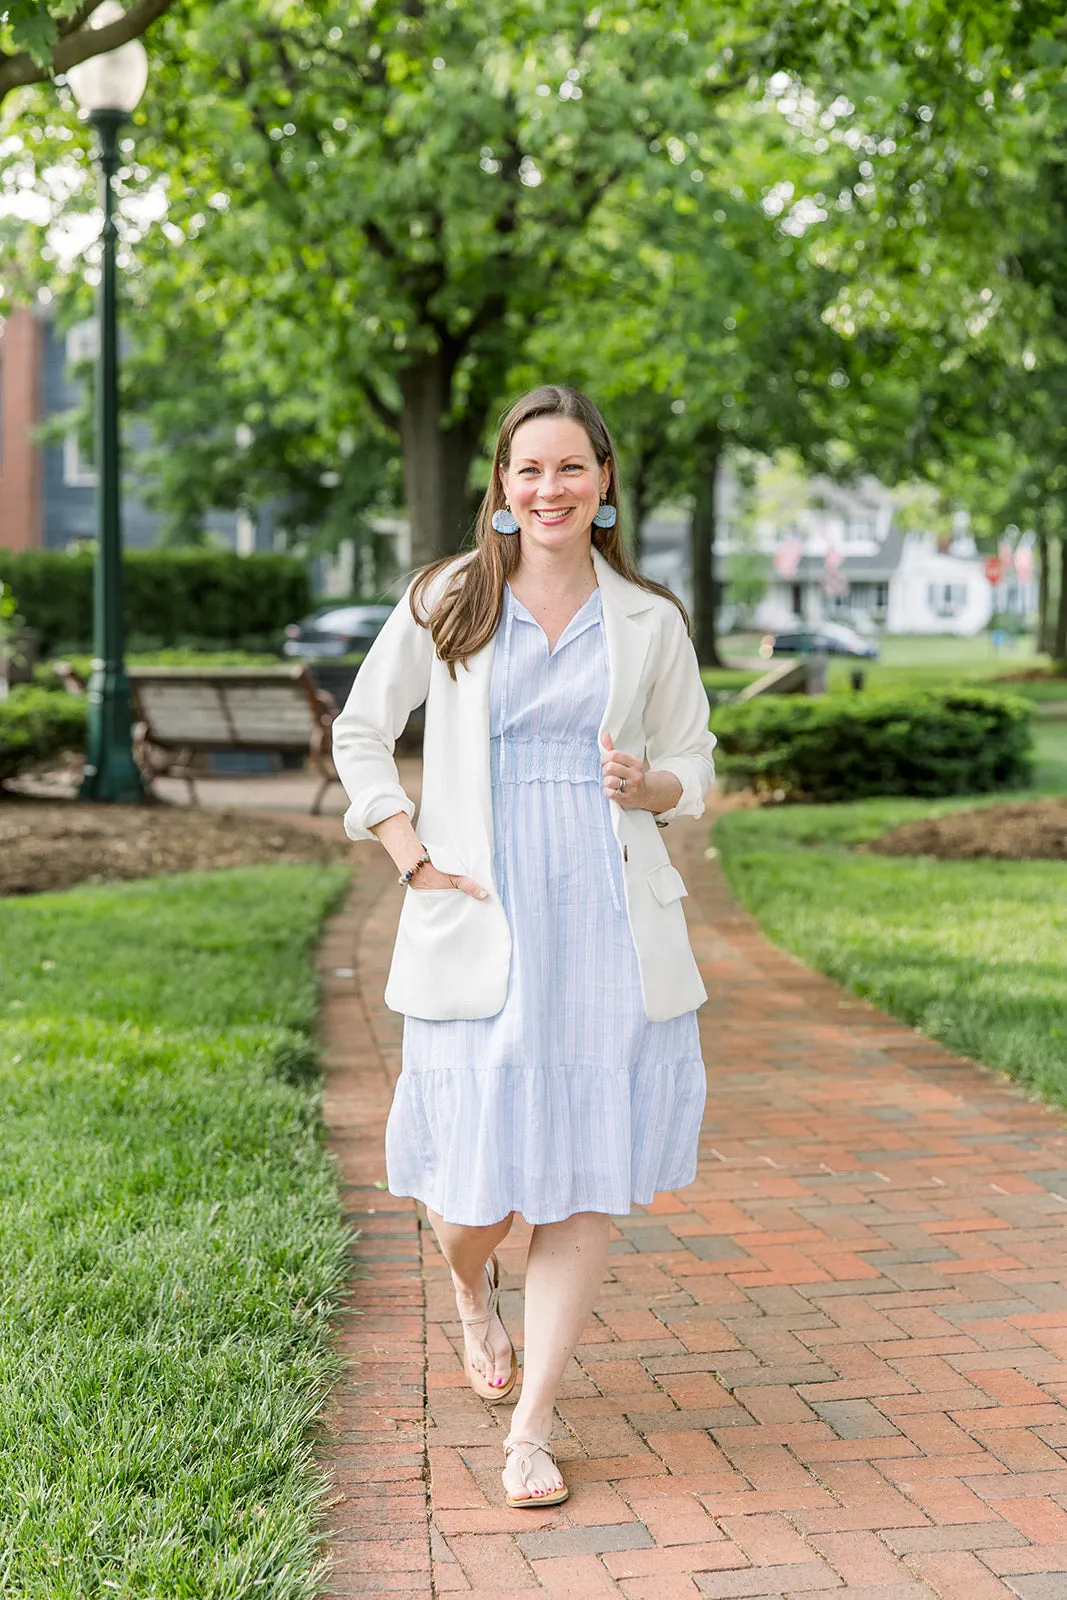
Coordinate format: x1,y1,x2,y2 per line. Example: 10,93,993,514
499,416,610,555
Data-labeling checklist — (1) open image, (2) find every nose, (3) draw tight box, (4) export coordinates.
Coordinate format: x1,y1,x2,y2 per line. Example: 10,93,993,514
539,472,567,499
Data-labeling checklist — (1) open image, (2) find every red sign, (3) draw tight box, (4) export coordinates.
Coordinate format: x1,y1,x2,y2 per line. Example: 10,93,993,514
984,557,1003,586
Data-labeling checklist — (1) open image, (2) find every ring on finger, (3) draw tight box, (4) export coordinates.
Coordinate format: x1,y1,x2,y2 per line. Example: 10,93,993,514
617,777,626,793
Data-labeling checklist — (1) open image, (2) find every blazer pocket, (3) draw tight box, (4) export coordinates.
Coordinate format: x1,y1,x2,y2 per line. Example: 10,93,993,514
422,841,468,878
648,862,688,905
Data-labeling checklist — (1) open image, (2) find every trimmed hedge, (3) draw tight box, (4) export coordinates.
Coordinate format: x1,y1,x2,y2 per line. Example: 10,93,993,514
0,686,86,786
709,688,1034,802
0,550,311,654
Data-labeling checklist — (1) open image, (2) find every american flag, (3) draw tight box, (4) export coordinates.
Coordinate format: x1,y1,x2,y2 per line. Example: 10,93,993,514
773,534,804,578
823,543,848,597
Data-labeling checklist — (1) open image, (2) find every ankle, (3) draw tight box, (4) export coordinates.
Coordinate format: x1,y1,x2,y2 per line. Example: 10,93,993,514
452,1261,490,1303
508,1407,555,1443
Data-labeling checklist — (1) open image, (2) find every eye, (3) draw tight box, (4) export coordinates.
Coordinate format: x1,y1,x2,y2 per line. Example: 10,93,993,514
562,464,584,473
518,466,539,476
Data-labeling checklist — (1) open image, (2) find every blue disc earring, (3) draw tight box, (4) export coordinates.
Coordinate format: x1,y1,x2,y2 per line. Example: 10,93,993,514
491,505,520,534
592,499,617,528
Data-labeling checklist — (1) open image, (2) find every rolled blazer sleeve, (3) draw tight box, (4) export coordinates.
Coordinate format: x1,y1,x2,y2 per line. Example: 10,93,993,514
643,606,717,822
330,583,434,841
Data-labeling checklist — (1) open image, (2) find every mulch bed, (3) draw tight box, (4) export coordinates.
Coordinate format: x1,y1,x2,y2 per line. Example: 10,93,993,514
993,667,1067,682
862,797,1067,861
0,800,351,897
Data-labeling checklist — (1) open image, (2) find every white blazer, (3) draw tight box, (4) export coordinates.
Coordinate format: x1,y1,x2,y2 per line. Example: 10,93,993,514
331,549,717,1022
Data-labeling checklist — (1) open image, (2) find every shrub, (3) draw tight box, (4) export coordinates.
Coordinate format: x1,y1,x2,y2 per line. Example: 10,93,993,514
34,649,284,690
0,685,86,786
0,550,311,654
709,687,1034,802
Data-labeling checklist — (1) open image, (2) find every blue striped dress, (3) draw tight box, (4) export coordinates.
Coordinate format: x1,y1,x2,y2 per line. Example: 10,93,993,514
385,583,706,1226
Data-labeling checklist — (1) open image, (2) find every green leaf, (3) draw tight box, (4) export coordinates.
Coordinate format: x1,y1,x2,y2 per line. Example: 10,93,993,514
5,1,59,66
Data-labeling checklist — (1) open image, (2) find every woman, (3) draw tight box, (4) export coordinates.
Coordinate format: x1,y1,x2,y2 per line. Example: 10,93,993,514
331,385,715,1509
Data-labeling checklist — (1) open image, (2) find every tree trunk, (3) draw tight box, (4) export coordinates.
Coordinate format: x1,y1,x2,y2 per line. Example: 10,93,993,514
1053,535,1067,666
398,352,481,568
1036,527,1051,654
630,450,653,564
690,436,724,667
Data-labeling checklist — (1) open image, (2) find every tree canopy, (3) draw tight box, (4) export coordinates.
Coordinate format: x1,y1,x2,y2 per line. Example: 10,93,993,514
5,0,1067,657
8,0,1037,559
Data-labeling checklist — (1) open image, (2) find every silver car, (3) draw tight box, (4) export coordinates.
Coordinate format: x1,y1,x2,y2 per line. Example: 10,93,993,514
283,604,395,659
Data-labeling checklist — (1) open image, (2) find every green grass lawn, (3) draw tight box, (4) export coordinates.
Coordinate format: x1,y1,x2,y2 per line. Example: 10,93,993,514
1033,722,1067,793
0,863,351,1598
825,633,1064,700
713,733,1067,1106
709,632,1065,702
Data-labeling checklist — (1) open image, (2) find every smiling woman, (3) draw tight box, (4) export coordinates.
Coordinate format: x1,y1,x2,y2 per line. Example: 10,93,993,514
330,383,718,1511
409,385,686,672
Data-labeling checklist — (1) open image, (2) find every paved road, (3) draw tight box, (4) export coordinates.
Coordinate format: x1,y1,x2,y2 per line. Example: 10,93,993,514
312,781,1067,1600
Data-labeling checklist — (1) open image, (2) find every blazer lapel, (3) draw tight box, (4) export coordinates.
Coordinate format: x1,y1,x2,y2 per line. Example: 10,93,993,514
594,550,653,744
457,632,497,851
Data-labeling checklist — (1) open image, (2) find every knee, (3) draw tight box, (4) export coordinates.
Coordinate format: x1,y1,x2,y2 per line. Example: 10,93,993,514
428,1209,515,1246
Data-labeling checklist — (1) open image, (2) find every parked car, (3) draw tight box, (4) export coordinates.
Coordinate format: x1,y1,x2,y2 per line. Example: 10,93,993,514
283,603,394,659
759,621,879,660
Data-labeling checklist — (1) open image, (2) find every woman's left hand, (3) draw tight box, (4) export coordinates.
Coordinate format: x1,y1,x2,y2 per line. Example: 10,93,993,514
599,732,648,811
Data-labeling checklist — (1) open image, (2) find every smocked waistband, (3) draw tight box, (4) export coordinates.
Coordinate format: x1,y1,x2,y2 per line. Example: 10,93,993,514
490,735,602,785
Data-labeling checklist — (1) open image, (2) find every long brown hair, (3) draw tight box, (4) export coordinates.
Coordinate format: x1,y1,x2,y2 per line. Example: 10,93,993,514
410,384,689,676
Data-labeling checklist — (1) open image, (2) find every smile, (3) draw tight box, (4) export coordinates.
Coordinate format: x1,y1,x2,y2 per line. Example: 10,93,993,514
533,508,575,524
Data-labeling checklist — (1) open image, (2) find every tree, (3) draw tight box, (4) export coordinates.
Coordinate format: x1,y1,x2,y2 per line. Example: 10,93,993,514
0,1,176,108
135,0,862,565
10,0,1006,564
523,95,863,662
11,0,1067,603
121,291,404,554
791,29,1067,665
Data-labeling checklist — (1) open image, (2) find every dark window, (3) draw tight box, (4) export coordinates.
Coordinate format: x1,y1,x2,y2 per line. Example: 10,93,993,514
927,583,967,618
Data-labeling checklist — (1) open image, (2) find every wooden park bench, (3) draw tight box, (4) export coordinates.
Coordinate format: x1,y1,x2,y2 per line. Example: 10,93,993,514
126,664,341,813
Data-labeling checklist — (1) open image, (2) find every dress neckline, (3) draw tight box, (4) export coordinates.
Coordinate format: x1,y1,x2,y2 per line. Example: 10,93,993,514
505,583,601,657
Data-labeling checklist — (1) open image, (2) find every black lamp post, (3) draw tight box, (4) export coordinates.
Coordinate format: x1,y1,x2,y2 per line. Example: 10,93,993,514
67,3,148,802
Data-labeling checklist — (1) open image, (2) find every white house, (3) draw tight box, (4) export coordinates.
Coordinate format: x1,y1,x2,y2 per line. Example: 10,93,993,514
757,529,998,637
884,536,994,636
640,470,1035,637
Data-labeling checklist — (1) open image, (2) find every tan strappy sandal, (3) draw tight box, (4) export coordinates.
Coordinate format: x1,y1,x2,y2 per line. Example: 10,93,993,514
459,1252,517,1404
502,1435,569,1508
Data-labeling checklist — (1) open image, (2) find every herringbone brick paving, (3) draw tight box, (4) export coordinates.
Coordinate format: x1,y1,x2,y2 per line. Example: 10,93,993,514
312,774,1067,1599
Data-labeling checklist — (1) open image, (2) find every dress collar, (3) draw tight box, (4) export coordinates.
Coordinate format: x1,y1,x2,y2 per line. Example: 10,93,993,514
505,583,602,654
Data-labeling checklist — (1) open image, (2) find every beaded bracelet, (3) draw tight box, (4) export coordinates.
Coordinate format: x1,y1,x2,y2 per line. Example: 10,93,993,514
398,850,432,888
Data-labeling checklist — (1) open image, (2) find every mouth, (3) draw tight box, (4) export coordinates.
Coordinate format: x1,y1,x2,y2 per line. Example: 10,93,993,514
532,507,576,525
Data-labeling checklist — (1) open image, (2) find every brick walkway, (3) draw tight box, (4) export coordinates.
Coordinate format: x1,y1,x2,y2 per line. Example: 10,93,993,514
314,793,1067,1600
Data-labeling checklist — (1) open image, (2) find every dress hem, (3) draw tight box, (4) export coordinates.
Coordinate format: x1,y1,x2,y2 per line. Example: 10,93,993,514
388,1166,700,1229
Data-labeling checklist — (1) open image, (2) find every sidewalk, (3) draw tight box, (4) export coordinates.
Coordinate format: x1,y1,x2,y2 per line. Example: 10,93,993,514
245,772,1067,1600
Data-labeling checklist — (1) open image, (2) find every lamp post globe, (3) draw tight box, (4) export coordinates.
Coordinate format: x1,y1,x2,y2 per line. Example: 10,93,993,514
67,2,148,802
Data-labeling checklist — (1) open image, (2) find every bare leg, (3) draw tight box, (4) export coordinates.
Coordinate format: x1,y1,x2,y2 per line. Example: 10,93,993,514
503,1210,610,1501
426,1208,516,1389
